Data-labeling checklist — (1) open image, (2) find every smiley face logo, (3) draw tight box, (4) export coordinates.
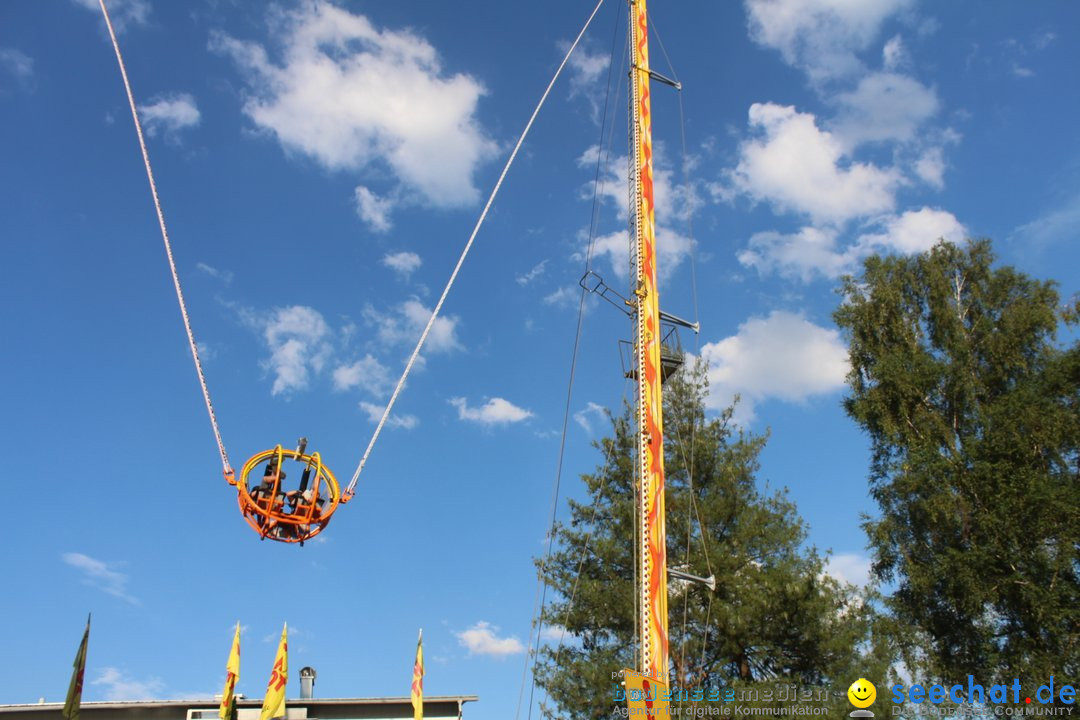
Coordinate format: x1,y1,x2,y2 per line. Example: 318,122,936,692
847,678,877,709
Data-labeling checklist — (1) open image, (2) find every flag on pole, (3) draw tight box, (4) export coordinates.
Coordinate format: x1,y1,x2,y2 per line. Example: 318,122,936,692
259,624,288,720
62,615,90,720
410,629,424,720
219,622,241,720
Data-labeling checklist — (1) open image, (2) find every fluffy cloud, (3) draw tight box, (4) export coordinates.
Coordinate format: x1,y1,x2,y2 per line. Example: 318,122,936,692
450,397,533,425
857,206,965,254
914,147,946,188
261,306,332,395
726,103,900,225
63,552,138,604
830,72,938,149
138,93,201,138
542,286,579,309
745,0,912,81
363,299,461,353
565,43,610,120
700,311,848,422
566,44,609,95
739,208,965,281
738,226,854,281
456,621,525,657
332,353,391,396
214,1,497,225
359,401,418,430
381,251,422,279
355,186,395,233
882,35,909,71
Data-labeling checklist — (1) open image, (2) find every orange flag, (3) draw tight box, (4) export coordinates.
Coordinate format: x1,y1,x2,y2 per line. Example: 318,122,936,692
62,615,90,720
260,624,287,720
410,629,424,720
219,622,241,720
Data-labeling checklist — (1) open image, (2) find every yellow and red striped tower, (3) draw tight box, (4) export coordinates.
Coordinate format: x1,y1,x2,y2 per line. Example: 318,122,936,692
629,0,669,687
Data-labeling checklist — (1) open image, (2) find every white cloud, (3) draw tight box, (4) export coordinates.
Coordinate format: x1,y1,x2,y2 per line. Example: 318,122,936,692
739,208,965,281
881,35,909,71
355,186,395,233
138,93,201,138
914,147,946,189
1011,193,1080,248
565,43,610,120
566,44,609,95
92,668,164,701
72,0,150,32
857,207,965,254
700,311,848,422
450,397,533,425
745,0,912,82
261,306,332,395
539,624,570,643
381,251,422,279
196,262,233,284
359,401,418,430
363,299,461,353
542,286,579,309
332,354,391,396
214,1,497,222
823,553,873,587
0,48,34,85
831,72,938,149
573,402,607,433
516,260,548,286
738,226,855,281
62,553,138,604
727,103,900,225
456,621,525,657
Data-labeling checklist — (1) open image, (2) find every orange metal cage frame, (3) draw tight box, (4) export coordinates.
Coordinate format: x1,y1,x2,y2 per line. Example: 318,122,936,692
227,446,347,544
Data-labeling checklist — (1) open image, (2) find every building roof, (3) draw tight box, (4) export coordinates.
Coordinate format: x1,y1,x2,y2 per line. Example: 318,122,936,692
0,696,478,720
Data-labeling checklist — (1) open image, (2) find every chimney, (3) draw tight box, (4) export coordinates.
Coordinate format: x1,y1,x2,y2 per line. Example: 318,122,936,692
299,667,316,699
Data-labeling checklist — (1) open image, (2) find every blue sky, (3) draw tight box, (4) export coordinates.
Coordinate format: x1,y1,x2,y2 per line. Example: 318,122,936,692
1,0,1078,718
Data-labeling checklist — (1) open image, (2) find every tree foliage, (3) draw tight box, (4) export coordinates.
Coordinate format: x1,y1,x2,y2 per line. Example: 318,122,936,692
834,239,1080,684
534,362,883,719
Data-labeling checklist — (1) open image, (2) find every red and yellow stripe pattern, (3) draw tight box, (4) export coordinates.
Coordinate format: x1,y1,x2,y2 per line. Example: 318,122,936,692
630,0,669,683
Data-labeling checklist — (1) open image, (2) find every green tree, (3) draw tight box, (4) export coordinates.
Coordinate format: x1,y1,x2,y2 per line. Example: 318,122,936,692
534,361,884,719
834,239,1079,685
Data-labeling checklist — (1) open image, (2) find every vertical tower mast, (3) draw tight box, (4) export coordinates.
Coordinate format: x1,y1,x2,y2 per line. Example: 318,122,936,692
628,0,669,683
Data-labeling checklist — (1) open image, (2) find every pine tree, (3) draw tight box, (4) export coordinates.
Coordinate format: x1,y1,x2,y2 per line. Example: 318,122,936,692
534,361,884,719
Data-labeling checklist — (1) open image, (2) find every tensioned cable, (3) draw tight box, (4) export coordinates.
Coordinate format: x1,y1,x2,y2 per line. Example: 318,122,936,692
98,0,232,476
515,8,625,719
347,0,608,498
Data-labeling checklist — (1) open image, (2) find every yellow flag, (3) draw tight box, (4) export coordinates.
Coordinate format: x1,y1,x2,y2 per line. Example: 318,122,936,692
410,629,423,720
260,624,287,720
62,615,90,720
219,622,241,720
